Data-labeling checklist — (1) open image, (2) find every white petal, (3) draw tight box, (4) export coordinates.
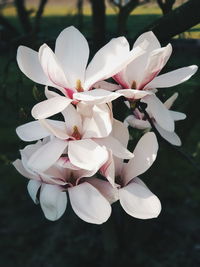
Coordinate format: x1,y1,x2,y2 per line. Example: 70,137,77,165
68,139,108,171
45,86,61,99
169,111,186,121
40,184,67,221
134,31,161,50
85,38,143,89
16,121,50,141
17,46,52,86
31,96,72,119
55,26,89,88
85,177,119,204
164,92,178,109
123,132,158,185
141,94,174,132
111,119,129,147
68,182,111,224
82,104,112,139
93,81,121,91
145,65,198,89
39,44,69,89
119,178,161,219
39,119,69,140
28,138,68,172
62,104,82,135
96,135,133,159
74,89,121,105
137,44,172,90
13,159,36,180
27,180,42,204
125,115,151,130
100,150,115,187
117,89,153,100
154,123,181,146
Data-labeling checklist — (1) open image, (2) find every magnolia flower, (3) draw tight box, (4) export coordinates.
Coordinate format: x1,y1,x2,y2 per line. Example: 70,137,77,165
125,93,186,146
114,31,197,98
87,132,161,219
13,141,111,224
16,103,133,172
95,31,197,132
17,26,144,119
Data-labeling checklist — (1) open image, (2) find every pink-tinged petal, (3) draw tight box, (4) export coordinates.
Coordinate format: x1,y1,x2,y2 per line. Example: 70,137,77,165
68,139,108,171
93,81,121,91
62,104,82,135
113,68,130,88
145,65,198,89
137,44,172,90
154,122,181,146
13,159,37,180
141,94,174,132
82,104,112,139
85,38,144,89
164,92,178,109
39,44,69,89
39,119,69,140
74,89,121,105
45,86,61,99
28,138,68,172
125,115,151,130
169,111,186,121
17,46,53,86
68,182,111,224
55,26,89,88
119,178,161,219
100,150,115,187
96,135,133,159
117,89,153,100
27,180,42,204
123,132,158,185
31,96,72,119
85,37,129,89
16,121,50,142
112,118,129,146
40,184,67,221
133,31,161,50
85,177,119,204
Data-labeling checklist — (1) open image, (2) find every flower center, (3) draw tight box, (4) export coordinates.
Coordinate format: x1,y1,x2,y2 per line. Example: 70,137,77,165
76,80,84,92
71,126,82,140
131,80,137,89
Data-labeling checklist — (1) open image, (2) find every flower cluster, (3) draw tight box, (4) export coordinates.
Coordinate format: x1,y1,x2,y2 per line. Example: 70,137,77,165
13,26,198,224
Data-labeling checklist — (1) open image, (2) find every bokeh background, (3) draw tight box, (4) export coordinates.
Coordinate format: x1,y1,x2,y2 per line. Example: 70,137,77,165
0,0,200,266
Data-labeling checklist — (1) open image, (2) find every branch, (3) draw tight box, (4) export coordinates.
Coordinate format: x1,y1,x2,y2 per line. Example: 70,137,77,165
138,0,200,43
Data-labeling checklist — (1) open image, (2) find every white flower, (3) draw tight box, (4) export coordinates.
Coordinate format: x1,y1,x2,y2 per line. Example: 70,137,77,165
13,142,111,224
16,103,133,172
125,93,186,146
17,26,144,119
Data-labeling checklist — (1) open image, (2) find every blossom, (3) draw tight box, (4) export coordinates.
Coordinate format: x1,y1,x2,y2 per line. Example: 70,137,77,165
87,132,161,219
17,26,144,119
113,31,197,98
125,93,186,146
16,103,133,172
13,141,112,224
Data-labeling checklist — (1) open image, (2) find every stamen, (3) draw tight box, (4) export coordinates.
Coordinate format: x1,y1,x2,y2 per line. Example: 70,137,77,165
131,80,137,89
71,126,81,140
76,80,84,92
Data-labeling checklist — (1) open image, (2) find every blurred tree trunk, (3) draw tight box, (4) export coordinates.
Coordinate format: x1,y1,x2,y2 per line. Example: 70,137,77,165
14,0,32,34
117,0,139,35
33,0,48,34
156,0,176,15
77,0,83,31
90,0,106,49
141,0,200,43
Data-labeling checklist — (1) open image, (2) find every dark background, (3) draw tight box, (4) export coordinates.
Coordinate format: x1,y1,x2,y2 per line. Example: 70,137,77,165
0,0,200,266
